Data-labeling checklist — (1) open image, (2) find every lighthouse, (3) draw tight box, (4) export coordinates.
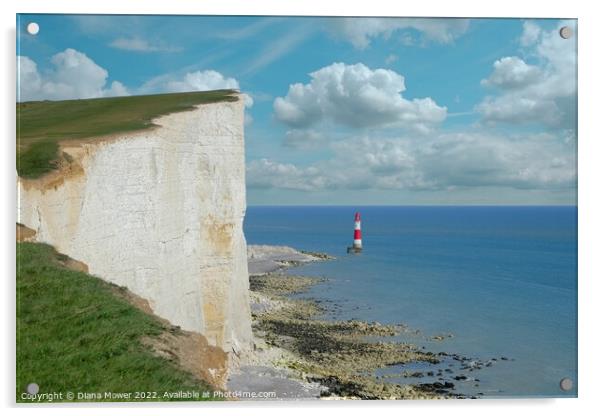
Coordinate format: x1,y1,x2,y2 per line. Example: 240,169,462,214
347,212,363,253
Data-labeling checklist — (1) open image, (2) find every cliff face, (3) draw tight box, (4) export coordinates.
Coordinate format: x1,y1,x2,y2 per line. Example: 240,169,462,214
17,98,252,362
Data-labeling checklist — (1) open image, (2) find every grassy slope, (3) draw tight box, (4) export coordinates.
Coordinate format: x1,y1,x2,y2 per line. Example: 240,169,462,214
16,242,219,402
17,90,238,178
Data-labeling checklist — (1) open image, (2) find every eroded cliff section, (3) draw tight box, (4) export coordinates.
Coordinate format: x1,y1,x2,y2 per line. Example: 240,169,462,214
17,96,252,366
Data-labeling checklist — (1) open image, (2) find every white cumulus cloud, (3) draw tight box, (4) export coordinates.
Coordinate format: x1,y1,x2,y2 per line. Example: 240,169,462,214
247,159,326,191
476,20,576,127
480,57,542,89
247,131,575,193
139,69,253,108
17,48,129,102
273,62,446,131
164,70,240,93
477,95,562,125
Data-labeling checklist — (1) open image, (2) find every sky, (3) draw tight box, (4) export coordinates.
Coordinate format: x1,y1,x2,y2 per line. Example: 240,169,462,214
16,15,577,205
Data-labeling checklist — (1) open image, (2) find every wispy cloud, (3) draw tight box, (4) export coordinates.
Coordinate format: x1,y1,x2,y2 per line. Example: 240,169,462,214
213,17,282,40
70,15,146,37
243,23,314,75
109,37,182,53
385,54,398,65
447,111,475,118
328,18,470,50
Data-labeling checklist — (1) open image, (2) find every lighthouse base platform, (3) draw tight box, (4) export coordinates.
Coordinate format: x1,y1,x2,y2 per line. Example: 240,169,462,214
347,246,362,254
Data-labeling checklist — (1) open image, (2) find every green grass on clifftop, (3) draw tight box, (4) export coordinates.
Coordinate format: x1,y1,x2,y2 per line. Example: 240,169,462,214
16,242,219,402
17,89,239,178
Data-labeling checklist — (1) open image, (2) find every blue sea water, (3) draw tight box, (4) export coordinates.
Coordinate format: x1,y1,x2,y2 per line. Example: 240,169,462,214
244,206,577,398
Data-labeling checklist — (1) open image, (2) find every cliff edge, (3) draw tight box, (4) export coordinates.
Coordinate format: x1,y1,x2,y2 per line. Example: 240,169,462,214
17,93,252,368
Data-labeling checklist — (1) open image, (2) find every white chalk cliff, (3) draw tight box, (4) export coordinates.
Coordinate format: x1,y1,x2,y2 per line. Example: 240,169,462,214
17,96,252,364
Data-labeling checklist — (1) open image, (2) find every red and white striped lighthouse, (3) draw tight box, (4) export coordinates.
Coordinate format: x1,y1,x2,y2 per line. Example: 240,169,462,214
353,212,362,250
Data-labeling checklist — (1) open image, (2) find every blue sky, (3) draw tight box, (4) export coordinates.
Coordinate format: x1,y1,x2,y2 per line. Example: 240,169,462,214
17,15,577,205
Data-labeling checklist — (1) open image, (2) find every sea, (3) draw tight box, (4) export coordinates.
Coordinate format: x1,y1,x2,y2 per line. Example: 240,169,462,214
243,206,578,398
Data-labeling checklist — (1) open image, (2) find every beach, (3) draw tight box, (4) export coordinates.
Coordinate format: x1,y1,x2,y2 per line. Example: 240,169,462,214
228,244,480,400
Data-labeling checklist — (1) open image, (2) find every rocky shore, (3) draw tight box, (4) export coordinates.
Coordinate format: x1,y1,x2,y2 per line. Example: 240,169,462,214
229,245,502,400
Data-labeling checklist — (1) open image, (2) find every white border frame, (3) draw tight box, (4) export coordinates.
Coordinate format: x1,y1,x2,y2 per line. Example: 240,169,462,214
3,1,600,415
